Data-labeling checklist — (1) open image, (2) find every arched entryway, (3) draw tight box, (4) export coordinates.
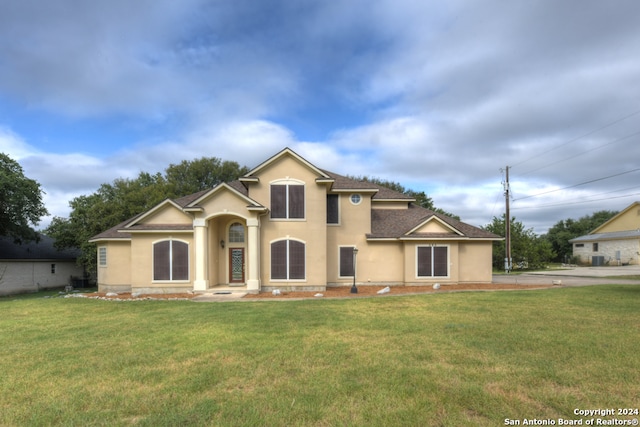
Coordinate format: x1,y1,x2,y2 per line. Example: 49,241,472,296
193,213,261,293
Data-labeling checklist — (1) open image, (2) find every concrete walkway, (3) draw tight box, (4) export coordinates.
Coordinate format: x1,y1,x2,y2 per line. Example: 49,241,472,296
192,291,248,302
493,264,640,286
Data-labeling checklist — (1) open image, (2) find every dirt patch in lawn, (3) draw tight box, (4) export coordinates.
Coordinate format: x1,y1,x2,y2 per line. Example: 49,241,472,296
244,283,554,299
82,283,553,301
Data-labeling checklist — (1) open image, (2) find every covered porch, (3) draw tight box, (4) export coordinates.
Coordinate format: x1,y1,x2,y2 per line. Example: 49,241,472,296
192,213,262,293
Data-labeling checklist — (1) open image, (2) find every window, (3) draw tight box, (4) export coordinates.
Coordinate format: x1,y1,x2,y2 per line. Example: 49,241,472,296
271,184,304,219
51,263,56,274
153,240,189,281
339,246,355,277
593,243,599,252
575,243,584,248
229,222,245,243
271,239,305,280
417,246,448,277
98,247,107,267
350,194,362,205
327,194,339,224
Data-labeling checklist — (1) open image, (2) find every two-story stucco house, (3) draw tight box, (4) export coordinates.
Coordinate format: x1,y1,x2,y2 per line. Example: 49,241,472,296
90,148,500,294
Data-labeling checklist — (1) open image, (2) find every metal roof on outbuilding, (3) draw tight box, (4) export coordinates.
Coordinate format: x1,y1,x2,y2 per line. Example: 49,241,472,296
569,229,640,243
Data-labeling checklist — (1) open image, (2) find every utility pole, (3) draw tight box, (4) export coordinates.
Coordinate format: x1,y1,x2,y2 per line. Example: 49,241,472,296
504,166,512,273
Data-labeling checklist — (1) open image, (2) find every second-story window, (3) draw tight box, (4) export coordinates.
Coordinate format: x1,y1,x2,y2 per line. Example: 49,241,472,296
327,194,339,224
271,184,304,219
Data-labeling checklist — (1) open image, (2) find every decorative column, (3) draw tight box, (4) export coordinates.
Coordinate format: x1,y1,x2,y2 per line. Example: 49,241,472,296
246,217,260,293
193,218,209,291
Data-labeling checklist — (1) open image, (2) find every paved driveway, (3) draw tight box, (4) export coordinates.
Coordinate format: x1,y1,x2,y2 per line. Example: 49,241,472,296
493,265,640,286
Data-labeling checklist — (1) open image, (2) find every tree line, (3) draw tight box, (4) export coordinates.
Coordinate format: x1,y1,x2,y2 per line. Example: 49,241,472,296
482,210,618,270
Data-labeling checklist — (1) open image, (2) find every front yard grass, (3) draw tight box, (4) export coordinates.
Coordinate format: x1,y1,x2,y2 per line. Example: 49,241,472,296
1,285,639,426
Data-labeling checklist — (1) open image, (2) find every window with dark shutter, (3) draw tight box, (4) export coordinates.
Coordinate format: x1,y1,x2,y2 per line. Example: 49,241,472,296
270,183,305,219
289,240,305,279
433,247,448,277
289,185,305,218
270,239,306,280
153,240,189,281
327,194,339,224
271,240,288,280
270,185,287,218
153,240,171,281
417,246,432,277
417,246,448,277
339,246,354,277
172,241,189,280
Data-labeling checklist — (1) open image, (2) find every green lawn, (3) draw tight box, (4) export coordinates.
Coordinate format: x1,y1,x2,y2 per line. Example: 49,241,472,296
1,286,639,426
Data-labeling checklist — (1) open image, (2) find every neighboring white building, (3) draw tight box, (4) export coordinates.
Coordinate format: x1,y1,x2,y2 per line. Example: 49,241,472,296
0,235,85,296
570,201,640,266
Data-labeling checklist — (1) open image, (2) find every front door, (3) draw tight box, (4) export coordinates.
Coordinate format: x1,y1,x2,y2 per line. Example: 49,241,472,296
229,248,245,283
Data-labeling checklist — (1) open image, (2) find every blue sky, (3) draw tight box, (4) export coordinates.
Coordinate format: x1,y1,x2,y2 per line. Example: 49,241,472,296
1,0,640,233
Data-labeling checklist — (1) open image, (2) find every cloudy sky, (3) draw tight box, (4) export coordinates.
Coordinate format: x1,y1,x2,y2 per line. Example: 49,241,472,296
1,0,639,234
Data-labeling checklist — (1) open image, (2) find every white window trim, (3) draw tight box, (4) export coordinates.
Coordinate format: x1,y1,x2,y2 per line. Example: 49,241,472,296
350,193,362,205
415,244,450,279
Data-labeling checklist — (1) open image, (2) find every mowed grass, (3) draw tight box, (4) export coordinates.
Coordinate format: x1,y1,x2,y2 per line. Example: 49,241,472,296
1,286,639,426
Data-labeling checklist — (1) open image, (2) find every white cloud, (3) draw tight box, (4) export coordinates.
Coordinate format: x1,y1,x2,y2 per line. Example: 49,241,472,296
3,0,640,235
0,127,38,159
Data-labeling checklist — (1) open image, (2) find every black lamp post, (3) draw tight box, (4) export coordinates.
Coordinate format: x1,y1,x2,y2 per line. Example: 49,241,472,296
350,247,358,294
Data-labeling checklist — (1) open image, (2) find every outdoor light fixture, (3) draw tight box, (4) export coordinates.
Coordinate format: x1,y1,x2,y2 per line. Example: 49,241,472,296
220,239,225,248
350,247,359,294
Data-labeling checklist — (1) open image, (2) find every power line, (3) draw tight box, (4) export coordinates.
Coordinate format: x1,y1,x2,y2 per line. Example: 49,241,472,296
511,107,640,169
512,167,640,202
519,129,640,176
512,191,640,210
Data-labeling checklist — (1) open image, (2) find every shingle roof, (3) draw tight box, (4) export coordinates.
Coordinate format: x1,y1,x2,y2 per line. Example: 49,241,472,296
89,217,136,241
368,204,500,240
320,170,414,200
569,230,640,243
0,234,81,260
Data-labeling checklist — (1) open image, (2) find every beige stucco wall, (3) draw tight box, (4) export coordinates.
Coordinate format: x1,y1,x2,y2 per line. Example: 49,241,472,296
96,240,131,292
143,204,192,225
458,241,494,283
0,260,84,296
355,241,405,285
200,189,254,220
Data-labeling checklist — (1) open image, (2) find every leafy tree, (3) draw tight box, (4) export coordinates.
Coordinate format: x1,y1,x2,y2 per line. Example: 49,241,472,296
0,153,48,243
46,157,249,273
348,176,460,219
483,215,554,270
543,210,618,263
165,158,249,196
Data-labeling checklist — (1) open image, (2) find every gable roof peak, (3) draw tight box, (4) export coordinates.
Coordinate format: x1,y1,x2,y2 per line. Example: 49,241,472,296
244,147,331,179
